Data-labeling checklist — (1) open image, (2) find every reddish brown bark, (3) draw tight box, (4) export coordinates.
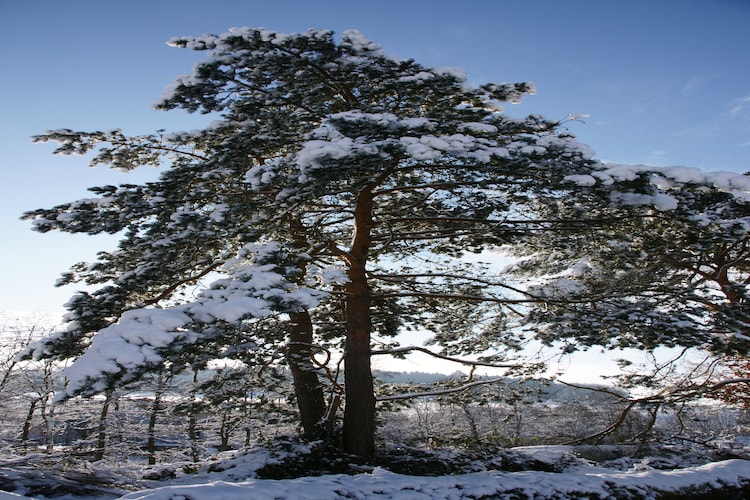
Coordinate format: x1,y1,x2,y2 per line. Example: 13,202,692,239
342,187,377,459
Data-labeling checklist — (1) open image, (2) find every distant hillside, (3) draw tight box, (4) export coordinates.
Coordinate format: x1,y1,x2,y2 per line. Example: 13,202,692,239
374,370,466,385
373,370,621,402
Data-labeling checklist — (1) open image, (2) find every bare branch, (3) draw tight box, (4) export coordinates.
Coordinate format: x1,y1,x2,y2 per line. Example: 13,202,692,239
377,377,506,401
372,345,522,369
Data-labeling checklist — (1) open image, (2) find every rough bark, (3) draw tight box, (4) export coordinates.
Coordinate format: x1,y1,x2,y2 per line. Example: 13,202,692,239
287,310,327,439
342,188,376,459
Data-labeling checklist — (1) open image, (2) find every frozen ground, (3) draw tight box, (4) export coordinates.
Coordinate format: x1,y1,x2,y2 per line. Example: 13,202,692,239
120,460,750,499
1,445,748,499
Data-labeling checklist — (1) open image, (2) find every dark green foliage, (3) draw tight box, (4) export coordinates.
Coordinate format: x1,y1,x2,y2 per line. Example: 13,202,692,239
21,27,750,458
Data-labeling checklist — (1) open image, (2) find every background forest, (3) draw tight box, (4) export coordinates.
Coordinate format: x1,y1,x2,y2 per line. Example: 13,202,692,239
0,313,749,498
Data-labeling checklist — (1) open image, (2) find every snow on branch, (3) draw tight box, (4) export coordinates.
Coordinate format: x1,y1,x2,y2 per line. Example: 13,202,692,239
564,164,750,210
57,242,332,399
341,29,385,56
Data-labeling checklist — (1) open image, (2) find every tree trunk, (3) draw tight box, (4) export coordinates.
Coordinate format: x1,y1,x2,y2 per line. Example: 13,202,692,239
219,412,231,451
147,376,166,465
40,364,55,452
342,188,376,459
188,370,200,463
343,265,375,458
287,310,327,439
94,391,114,461
461,403,481,443
286,216,329,439
20,398,38,447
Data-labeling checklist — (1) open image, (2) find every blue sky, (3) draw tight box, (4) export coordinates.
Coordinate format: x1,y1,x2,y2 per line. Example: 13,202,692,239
1,0,750,315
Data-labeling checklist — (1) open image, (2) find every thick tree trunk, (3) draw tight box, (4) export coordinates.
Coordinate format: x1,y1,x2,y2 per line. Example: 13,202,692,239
286,217,329,439
342,188,377,459
343,263,376,458
287,310,327,439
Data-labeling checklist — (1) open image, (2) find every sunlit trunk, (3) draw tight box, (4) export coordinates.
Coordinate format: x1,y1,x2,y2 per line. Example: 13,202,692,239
342,188,376,459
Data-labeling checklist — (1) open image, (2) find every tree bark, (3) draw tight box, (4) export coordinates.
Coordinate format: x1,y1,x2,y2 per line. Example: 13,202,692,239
188,369,200,462
147,375,166,465
219,412,231,451
343,261,375,459
285,216,329,439
287,310,327,439
343,188,376,459
20,398,38,447
94,391,114,461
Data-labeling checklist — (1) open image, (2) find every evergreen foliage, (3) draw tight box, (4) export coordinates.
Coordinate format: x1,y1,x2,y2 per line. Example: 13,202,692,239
21,27,750,458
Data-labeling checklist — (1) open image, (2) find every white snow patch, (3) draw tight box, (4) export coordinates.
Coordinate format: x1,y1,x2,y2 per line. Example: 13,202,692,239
563,174,597,187
432,66,468,81
115,458,750,500
57,242,329,399
529,278,585,299
460,122,499,133
341,29,384,55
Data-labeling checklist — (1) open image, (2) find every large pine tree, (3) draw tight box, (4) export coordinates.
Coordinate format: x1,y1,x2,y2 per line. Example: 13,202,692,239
23,27,750,458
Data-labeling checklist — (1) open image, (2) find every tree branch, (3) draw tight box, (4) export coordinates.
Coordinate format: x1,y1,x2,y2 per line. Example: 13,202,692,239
142,261,224,306
372,345,522,369
377,377,507,402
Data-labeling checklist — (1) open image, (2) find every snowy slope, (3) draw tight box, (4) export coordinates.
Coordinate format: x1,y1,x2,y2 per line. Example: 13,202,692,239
1,446,748,498
122,460,750,499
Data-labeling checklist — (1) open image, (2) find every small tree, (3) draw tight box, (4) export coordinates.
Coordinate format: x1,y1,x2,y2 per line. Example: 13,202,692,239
0,314,63,451
23,27,750,458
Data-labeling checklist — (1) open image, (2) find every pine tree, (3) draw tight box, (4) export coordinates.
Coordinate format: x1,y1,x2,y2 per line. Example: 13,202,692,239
22,27,750,458
513,169,750,355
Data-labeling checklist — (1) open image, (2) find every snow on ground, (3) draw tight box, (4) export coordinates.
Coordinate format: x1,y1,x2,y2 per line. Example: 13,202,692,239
112,460,750,499
2,447,746,499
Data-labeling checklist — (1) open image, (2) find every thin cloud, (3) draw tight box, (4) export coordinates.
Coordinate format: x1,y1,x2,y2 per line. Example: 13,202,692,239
681,74,717,95
729,94,750,116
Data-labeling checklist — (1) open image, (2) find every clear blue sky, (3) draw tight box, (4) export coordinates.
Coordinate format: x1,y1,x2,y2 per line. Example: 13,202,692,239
1,0,749,315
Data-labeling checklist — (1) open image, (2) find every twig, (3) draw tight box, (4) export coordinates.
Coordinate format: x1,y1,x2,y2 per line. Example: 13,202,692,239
371,345,521,369
377,377,506,401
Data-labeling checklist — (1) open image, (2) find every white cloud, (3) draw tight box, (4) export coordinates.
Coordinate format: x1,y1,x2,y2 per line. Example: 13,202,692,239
729,94,750,116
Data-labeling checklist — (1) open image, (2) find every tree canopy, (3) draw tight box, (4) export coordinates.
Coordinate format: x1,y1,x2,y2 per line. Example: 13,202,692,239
23,27,750,458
